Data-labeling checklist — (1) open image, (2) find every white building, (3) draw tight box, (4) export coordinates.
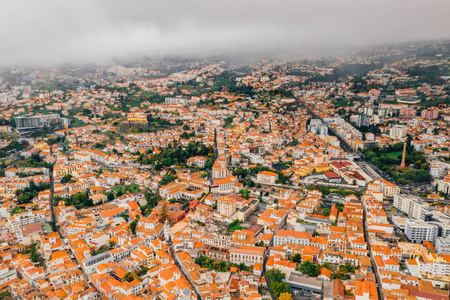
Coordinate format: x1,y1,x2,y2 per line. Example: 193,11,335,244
273,230,311,246
0,201,14,218
417,254,450,278
430,161,449,178
393,194,429,220
435,236,450,254
0,265,17,289
217,196,237,217
229,246,265,266
165,97,187,105
437,176,450,194
211,176,238,194
256,171,278,185
389,125,407,140
405,219,437,244
384,183,400,197
7,210,49,235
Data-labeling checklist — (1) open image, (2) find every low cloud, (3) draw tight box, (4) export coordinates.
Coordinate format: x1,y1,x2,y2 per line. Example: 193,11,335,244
1,0,450,66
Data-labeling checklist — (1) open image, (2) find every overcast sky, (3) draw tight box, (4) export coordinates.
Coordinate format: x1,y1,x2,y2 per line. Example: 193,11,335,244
1,0,450,67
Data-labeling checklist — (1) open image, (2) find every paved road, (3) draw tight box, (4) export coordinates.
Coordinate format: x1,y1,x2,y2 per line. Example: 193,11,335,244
48,158,93,286
258,180,363,193
362,205,383,300
302,103,354,153
169,243,202,300
302,101,419,198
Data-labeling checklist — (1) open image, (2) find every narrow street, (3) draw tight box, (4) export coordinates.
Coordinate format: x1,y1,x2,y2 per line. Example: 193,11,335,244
302,101,415,198
169,244,202,300
362,207,383,300
48,156,92,284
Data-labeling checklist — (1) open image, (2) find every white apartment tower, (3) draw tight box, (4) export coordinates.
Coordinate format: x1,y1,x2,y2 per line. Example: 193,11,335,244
405,219,437,244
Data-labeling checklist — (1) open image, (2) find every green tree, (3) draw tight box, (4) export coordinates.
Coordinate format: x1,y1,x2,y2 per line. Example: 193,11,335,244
138,265,149,276
106,193,115,201
240,189,250,199
365,151,377,160
290,254,301,263
247,178,256,187
224,116,234,125
335,202,344,212
17,193,33,204
94,142,103,149
123,272,134,282
271,282,291,298
0,290,11,300
299,261,319,277
204,159,214,169
341,264,356,273
82,108,92,116
30,246,39,263
266,269,285,282
121,213,129,222
61,174,72,184
159,175,177,186
234,167,249,177
217,261,227,272
227,220,244,233
129,220,138,235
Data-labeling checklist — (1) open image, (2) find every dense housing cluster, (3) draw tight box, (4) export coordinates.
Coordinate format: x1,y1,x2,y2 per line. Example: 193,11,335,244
1,41,450,300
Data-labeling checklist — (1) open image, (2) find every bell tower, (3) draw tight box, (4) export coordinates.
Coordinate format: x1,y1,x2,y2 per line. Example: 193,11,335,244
164,219,171,242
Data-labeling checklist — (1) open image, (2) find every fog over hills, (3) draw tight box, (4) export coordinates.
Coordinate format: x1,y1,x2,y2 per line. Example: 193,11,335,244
1,0,450,66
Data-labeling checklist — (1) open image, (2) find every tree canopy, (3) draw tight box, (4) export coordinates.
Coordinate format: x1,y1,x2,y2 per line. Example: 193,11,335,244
299,260,320,277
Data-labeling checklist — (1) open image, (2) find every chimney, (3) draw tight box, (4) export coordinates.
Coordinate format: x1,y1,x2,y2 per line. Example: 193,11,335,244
399,142,407,169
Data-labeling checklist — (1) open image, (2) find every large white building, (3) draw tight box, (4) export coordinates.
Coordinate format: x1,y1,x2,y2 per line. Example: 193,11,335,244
393,194,430,220
212,163,230,180
217,196,237,217
273,230,311,246
372,179,400,197
211,175,238,194
8,210,50,235
405,219,437,244
165,97,187,105
229,245,265,266
389,125,407,140
384,183,401,197
394,194,450,243
417,254,450,278
256,171,278,185
430,161,449,178
437,176,450,194
436,236,450,255
15,113,67,130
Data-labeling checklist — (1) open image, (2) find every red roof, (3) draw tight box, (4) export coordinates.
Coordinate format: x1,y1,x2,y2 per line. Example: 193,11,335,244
324,172,340,179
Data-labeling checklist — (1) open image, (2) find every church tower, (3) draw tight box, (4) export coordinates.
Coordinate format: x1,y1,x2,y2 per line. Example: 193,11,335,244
164,219,171,242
